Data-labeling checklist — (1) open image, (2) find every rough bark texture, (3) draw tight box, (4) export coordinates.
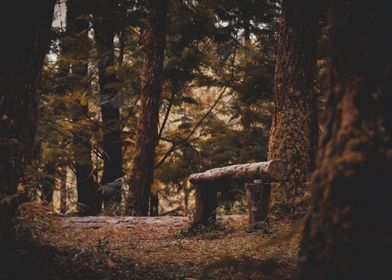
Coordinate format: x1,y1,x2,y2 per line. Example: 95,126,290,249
0,0,55,256
245,182,271,224
94,0,123,206
189,160,286,186
64,0,101,215
268,0,319,203
193,185,218,226
298,1,392,279
126,0,167,216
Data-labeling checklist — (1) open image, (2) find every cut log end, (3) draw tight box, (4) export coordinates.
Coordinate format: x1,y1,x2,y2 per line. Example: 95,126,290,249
266,160,287,181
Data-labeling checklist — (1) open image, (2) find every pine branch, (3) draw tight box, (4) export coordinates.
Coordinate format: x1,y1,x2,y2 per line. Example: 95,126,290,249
157,85,177,143
155,86,227,169
154,47,237,169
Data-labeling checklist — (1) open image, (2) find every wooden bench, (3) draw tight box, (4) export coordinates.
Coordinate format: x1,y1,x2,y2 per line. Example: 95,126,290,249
188,160,287,226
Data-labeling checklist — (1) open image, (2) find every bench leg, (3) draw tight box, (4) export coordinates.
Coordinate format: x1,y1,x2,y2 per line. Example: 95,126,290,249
193,185,217,226
245,182,271,224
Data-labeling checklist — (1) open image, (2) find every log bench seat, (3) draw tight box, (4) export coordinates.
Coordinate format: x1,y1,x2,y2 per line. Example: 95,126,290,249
188,160,287,226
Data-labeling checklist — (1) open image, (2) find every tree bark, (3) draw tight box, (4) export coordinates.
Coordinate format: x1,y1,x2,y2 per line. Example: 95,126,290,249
189,160,286,186
298,1,392,279
94,0,124,207
245,182,271,224
64,0,101,215
0,0,55,254
268,0,319,203
126,0,168,216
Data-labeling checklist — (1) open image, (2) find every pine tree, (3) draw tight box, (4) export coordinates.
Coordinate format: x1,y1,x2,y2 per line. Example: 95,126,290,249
64,0,101,215
126,0,168,215
94,0,124,207
268,0,319,205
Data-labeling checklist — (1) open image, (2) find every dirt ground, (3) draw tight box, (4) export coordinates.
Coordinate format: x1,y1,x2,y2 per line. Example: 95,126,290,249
3,204,302,280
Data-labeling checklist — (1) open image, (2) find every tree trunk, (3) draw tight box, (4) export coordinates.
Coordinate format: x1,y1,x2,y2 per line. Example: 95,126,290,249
126,0,168,216
74,155,101,215
94,0,124,207
0,0,55,255
245,182,271,224
60,168,67,215
41,165,56,204
64,0,101,215
268,0,319,204
298,1,392,279
184,187,190,210
149,192,159,216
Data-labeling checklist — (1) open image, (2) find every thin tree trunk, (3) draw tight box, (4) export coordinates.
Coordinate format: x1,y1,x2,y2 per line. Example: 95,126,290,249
94,0,124,207
149,192,159,216
60,168,67,215
41,165,56,204
118,31,126,66
298,1,392,279
126,0,168,216
268,0,319,205
184,188,190,210
243,17,251,45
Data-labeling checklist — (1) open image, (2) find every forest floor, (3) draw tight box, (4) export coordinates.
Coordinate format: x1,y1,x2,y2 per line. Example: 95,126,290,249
4,203,302,280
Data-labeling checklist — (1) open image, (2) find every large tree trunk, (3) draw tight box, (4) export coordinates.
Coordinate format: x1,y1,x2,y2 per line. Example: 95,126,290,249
298,1,392,279
268,0,319,204
0,0,55,256
64,0,101,215
126,0,168,216
94,0,124,207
